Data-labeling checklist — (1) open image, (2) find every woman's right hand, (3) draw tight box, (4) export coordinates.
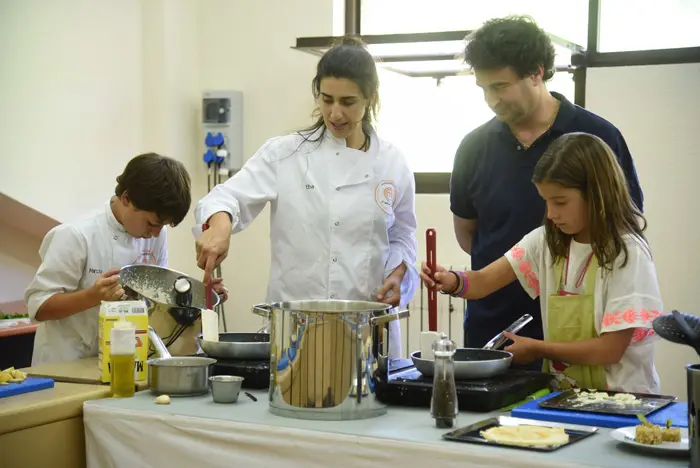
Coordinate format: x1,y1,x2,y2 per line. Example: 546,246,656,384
420,261,458,293
196,212,233,284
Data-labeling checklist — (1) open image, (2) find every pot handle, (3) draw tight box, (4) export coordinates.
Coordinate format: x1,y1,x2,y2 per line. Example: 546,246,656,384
370,309,410,326
148,326,172,359
252,303,271,318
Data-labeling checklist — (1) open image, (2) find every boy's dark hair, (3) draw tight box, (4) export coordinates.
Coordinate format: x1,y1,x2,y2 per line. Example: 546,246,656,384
115,153,191,226
464,15,556,81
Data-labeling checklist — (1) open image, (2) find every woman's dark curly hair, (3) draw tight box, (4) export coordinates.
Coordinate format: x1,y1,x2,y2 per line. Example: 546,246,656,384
463,15,556,81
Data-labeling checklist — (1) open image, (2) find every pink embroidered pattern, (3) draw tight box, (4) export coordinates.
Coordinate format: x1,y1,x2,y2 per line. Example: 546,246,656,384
509,244,540,296
631,328,656,343
510,246,525,260
602,308,663,328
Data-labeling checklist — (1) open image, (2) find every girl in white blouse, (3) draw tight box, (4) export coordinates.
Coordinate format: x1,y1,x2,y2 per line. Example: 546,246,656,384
422,132,662,393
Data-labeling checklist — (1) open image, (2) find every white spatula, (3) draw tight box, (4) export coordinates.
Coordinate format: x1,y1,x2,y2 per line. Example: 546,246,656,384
201,278,219,343
201,308,219,343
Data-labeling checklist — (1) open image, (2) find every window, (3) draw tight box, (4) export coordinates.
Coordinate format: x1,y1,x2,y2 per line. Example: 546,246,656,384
363,1,586,174
599,0,700,52
361,0,589,46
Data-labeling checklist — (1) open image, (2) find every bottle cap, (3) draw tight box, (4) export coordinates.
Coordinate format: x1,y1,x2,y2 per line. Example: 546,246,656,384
432,332,455,357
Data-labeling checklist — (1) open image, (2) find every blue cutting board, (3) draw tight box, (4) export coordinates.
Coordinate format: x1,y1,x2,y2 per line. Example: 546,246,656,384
511,392,688,429
0,377,55,398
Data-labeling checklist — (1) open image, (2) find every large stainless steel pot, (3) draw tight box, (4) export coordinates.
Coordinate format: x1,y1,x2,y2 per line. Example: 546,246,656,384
147,326,216,396
253,300,409,421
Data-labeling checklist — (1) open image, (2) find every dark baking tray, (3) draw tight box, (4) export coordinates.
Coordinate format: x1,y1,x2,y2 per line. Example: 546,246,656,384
538,389,677,417
442,416,598,452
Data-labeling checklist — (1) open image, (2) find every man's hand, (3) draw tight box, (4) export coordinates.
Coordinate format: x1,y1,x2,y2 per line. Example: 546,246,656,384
376,263,407,307
196,212,233,284
87,269,124,302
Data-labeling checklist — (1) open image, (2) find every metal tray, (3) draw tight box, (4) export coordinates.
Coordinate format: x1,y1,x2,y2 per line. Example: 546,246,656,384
442,416,598,452
538,389,677,417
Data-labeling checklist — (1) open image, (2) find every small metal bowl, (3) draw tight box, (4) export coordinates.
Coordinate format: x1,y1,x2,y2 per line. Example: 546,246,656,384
209,375,244,404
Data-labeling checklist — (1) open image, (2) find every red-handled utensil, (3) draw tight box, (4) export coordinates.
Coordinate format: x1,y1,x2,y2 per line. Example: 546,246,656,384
426,228,437,332
202,223,213,309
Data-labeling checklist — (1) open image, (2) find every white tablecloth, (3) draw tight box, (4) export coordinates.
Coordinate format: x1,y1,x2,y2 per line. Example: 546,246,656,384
83,390,688,468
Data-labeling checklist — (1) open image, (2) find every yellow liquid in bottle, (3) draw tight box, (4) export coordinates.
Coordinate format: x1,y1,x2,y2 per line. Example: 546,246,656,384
110,353,136,398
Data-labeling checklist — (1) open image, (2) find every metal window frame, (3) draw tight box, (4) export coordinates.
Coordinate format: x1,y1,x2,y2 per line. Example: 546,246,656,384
302,0,700,193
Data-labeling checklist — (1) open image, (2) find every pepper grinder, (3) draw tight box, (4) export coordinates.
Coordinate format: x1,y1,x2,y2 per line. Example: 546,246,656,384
430,332,458,428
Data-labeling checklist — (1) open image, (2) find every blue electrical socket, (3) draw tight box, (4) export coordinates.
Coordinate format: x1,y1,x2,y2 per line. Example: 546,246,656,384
203,149,216,164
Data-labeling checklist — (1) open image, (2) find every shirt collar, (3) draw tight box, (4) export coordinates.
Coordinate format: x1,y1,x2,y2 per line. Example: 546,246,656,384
488,91,577,134
105,198,127,233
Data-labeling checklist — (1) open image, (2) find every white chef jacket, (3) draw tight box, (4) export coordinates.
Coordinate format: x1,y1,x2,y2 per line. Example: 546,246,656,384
24,200,168,365
195,128,419,357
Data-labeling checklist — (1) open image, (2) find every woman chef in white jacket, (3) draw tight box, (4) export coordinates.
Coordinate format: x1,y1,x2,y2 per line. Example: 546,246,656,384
195,37,418,357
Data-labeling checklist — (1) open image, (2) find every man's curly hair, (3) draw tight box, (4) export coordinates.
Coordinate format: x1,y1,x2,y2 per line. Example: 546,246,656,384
464,15,556,81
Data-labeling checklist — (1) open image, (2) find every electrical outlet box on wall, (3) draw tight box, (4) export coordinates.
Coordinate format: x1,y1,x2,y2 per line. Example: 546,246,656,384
202,90,243,174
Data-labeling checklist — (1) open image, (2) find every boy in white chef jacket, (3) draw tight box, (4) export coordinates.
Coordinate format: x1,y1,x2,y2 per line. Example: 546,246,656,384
194,37,418,357
24,153,192,365
422,133,663,394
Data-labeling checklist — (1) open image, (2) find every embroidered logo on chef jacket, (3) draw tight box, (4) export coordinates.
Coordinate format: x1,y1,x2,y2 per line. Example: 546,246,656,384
375,180,396,215
133,250,157,265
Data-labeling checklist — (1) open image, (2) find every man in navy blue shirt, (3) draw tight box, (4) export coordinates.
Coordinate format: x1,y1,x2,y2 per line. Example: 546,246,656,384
450,16,644,365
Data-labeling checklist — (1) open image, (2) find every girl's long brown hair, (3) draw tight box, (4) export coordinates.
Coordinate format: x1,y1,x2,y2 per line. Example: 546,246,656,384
532,132,647,271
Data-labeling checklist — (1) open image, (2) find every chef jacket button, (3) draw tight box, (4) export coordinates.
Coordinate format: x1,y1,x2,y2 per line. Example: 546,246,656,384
332,257,338,262
330,294,336,299
334,221,340,226
335,152,340,156
335,187,341,191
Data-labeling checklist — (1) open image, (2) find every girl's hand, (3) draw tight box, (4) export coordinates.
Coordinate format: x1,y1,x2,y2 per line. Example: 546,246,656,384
503,331,544,365
420,262,458,294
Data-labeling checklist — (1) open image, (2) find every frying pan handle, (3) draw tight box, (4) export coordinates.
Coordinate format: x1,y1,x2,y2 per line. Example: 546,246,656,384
482,314,533,350
426,228,438,332
148,326,172,359
370,309,410,326
252,303,272,318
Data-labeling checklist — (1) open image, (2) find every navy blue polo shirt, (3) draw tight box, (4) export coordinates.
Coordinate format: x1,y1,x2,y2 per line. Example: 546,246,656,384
450,92,644,349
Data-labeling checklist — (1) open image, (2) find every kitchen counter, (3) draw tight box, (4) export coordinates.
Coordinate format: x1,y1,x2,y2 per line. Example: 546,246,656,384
0,382,111,468
0,322,37,338
20,356,148,390
83,390,689,468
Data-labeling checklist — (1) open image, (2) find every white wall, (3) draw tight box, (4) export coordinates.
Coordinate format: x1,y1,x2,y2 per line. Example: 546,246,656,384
0,0,144,224
586,63,700,398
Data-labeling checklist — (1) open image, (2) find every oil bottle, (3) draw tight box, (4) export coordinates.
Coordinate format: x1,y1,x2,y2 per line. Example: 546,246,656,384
110,317,136,398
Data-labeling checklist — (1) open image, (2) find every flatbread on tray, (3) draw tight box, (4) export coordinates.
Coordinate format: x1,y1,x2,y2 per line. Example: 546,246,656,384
481,425,570,447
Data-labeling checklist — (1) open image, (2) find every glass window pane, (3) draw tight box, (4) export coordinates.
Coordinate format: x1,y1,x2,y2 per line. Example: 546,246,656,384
361,0,588,49
375,70,575,173
599,0,700,52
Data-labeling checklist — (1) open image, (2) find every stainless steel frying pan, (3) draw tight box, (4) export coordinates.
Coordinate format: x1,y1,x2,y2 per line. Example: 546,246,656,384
198,332,271,360
411,314,533,380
